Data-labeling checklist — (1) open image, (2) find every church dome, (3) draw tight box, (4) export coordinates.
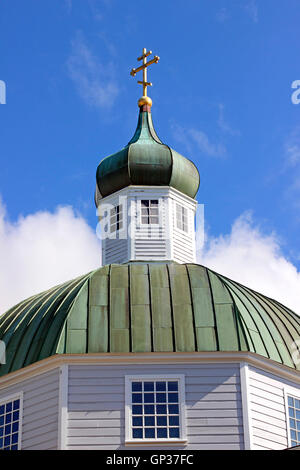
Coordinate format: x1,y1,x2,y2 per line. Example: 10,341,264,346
1,262,299,377
95,109,200,201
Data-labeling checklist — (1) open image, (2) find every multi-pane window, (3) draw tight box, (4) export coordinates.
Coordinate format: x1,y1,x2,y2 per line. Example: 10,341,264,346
125,376,185,442
0,396,21,450
110,205,123,233
176,204,188,232
288,395,300,447
141,200,159,225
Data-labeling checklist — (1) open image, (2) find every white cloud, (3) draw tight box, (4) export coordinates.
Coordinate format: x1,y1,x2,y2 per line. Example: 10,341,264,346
284,127,300,167
217,104,240,136
1,200,299,319
216,7,231,23
67,31,119,109
244,0,258,23
171,123,226,157
197,211,300,314
0,200,100,315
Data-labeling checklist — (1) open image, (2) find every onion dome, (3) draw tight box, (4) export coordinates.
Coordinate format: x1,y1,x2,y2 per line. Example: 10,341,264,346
95,108,200,201
1,262,299,376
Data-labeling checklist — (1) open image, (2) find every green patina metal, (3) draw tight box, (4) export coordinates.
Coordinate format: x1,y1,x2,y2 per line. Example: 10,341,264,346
0,262,299,377
95,110,200,199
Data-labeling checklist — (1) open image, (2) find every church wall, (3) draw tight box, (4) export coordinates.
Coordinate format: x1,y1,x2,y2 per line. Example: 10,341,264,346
0,368,60,450
248,365,300,450
66,362,243,450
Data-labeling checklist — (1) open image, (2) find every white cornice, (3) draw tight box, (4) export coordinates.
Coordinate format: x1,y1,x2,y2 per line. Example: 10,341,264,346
0,351,299,389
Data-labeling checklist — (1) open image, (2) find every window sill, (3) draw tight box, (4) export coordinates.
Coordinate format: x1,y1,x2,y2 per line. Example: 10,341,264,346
125,439,187,447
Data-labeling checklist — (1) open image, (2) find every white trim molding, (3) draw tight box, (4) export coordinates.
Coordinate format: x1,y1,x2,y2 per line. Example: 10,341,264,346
240,362,253,450
1,351,300,391
57,364,68,450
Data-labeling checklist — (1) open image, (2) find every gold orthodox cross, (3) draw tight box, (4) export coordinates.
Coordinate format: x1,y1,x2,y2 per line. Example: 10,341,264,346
130,48,160,107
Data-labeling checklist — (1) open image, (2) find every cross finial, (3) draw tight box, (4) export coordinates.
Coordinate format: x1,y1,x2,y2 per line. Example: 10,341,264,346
130,48,160,108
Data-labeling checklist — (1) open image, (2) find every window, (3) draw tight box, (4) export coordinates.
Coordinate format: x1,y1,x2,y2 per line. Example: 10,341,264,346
110,204,123,233
0,394,22,450
287,395,300,447
176,204,188,232
141,200,159,225
125,375,186,443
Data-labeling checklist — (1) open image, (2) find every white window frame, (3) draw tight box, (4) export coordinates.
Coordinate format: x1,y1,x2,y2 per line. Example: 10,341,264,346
284,386,300,448
125,374,187,446
139,199,160,226
110,203,124,233
0,391,23,451
175,203,189,233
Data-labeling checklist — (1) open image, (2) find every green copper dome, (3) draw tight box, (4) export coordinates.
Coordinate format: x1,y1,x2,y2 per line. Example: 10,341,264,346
95,110,200,200
0,262,299,376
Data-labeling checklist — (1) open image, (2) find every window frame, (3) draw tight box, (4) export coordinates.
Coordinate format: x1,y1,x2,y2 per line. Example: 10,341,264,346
175,203,189,233
139,199,160,226
110,203,124,234
284,387,300,448
125,375,187,445
0,392,23,451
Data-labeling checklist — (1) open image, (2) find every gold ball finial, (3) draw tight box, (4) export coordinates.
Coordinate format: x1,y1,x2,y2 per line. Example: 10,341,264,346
138,96,152,108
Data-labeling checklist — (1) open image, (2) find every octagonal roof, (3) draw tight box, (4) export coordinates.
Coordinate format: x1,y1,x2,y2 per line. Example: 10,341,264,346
0,262,299,377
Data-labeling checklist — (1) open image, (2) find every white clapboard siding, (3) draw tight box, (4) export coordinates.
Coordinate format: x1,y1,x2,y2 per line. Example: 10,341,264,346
248,366,300,450
103,238,128,265
0,368,60,450
172,196,195,263
98,186,197,264
67,362,243,450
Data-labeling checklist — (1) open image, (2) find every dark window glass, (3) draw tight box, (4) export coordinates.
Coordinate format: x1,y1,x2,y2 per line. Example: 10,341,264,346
169,427,180,438
5,403,12,413
132,405,143,415
144,416,155,426
145,428,155,438
132,382,142,392
144,405,155,415
169,416,179,426
168,393,178,403
132,393,142,403
168,404,179,414
144,393,154,403
132,428,143,439
157,416,167,426
156,382,166,391
156,405,167,414
144,382,154,392
132,417,143,427
157,428,168,438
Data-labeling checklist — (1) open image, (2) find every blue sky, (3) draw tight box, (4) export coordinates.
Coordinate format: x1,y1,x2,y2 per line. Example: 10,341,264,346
0,0,300,313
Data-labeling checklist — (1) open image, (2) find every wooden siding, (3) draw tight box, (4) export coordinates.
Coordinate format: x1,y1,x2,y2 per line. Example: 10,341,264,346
103,238,128,265
99,187,197,265
67,363,243,450
0,368,59,450
134,197,168,260
172,198,195,263
248,366,300,450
